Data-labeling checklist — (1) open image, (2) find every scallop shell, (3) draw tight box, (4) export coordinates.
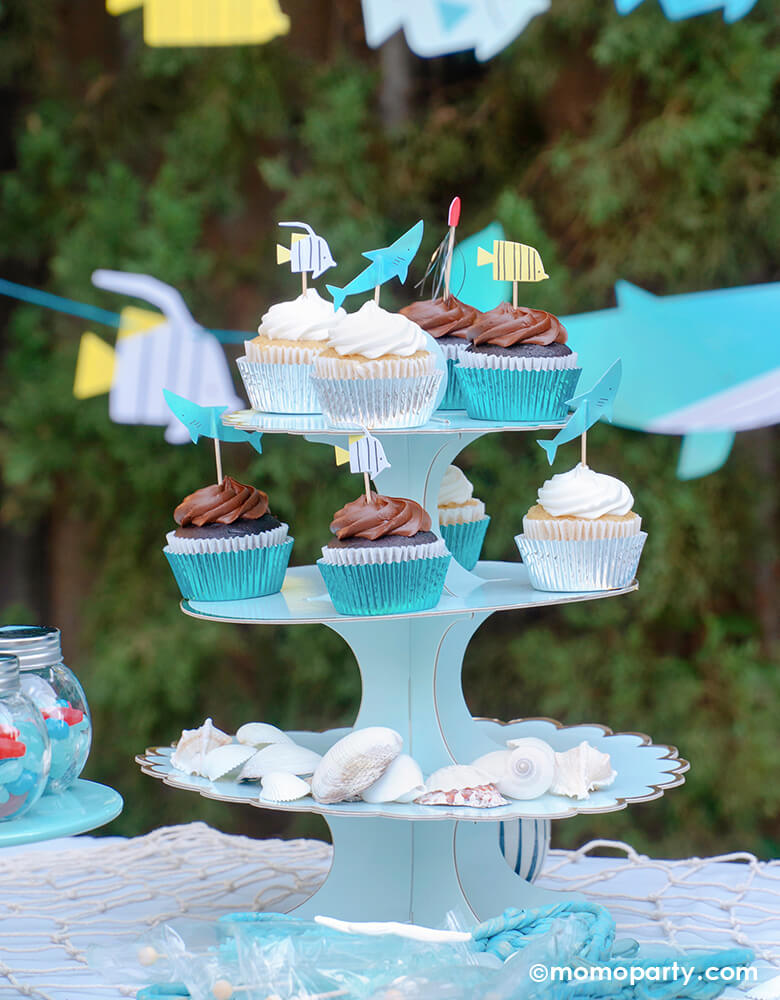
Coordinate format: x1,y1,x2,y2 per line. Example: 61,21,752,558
549,741,616,800
361,754,425,804
239,743,322,781
202,744,256,782
475,738,555,800
311,727,403,804
259,771,311,803
424,764,492,793
415,784,507,808
236,722,295,749
170,718,232,776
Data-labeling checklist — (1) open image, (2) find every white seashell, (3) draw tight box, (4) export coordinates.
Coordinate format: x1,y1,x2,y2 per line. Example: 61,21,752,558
239,743,322,781
259,771,311,803
236,722,295,748
202,744,255,782
171,718,231,776
361,754,425,804
424,764,492,793
311,727,403,804
475,738,555,800
549,741,617,800
470,750,511,781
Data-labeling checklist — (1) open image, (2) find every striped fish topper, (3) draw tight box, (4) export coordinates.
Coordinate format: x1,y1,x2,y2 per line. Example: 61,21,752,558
334,431,391,478
477,240,549,283
276,222,337,280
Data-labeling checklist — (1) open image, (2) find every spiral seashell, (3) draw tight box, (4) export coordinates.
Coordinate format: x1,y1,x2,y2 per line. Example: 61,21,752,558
170,718,231,776
549,741,616,800
311,727,403,804
236,722,295,749
424,764,492,793
259,771,311,803
238,742,322,781
499,739,555,800
202,744,256,782
361,754,425,804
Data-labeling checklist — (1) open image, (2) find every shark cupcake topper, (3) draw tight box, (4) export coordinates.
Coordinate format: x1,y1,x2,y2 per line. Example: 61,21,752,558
276,222,337,294
334,429,391,501
326,220,424,311
537,360,622,466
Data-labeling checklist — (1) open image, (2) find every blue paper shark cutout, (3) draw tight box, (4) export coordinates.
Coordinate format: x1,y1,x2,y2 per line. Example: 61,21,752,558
163,389,263,453
326,221,424,311
615,0,756,21
562,281,780,479
537,360,622,465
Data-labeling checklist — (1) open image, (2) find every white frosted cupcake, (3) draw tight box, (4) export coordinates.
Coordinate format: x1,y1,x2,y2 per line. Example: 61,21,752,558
237,289,345,413
311,300,443,428
438,465,490,571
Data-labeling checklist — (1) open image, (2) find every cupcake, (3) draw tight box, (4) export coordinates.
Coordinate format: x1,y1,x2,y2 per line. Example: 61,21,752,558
317,492,451,615
437,465,490,571
515,463,647,592
455,303,581,422
311,300,443,428
237,289,345,413
400,296,479,409
164,476,293,601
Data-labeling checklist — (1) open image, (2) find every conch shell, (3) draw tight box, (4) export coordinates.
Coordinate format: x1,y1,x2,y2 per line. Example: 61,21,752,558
473,738,555,800
170,718,231,776
311,727,403,804
549,741,616,800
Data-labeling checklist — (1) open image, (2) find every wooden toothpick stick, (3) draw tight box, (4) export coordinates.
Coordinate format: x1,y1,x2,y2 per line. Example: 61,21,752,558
512,280,518,308
581,431,587,467
364,471,372,502
214,438,223,485
301,270,308,295
374,284,381,305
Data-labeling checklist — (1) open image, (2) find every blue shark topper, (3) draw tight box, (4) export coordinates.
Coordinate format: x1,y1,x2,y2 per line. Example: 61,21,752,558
326,221,424,311
614,0,756,22
537,360,622,466
276,222,337,291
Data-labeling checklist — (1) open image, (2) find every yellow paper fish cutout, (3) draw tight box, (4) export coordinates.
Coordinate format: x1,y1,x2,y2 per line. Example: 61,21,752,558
73,332,116,399
477,241,549,283
117,305,164,341
106,0,290,47
334,435,364,466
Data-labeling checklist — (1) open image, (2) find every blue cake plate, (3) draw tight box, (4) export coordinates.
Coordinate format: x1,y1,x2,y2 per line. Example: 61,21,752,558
0,779,123,848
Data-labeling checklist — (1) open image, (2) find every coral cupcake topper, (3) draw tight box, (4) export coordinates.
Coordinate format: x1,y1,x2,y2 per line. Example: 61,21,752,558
326,220,424,310
276,221,337,294
334,429,391,501
477,237,549,307
537,359,622,466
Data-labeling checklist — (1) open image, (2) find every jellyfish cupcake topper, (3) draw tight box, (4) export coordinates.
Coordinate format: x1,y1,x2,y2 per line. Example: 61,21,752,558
536,359,622,466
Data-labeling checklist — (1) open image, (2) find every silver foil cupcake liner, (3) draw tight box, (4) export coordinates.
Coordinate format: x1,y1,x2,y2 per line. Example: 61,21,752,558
310,371,444,429
515,532,647,592
236,356,320,414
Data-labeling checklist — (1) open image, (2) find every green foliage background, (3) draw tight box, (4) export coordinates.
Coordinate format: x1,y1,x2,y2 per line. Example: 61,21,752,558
0,0,778,857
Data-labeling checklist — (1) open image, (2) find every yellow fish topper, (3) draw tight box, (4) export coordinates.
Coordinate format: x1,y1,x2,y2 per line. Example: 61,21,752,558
106,0,289,47
477,241,549,283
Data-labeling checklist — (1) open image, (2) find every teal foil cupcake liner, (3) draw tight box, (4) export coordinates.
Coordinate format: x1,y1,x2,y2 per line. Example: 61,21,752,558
237,356,320,414
515,532,647,592
438,358,467,410
317,554,451,616
440,516,490,571
165,538,293,601
455,366,581,422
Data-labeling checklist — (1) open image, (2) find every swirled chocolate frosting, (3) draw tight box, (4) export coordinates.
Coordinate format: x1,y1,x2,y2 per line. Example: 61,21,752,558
400,296,479,340
330,492,432,541
174,476,269,527
469,302,567,348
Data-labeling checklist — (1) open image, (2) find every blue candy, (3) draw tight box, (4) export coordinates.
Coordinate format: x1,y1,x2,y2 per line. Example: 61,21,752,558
6,769,36,796
45,717,69,741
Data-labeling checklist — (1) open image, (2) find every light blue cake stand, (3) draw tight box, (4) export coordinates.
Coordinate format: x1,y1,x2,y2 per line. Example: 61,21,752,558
138,411,688,925
0,780,123,849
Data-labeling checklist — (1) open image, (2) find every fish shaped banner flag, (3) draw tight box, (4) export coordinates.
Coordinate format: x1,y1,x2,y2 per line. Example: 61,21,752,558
326,221,424,311
477,240,548,283
162,390,263,454
106,0,290,46
537,360,622,465
276,222,336,281
615,0,756,21
334,432,391,478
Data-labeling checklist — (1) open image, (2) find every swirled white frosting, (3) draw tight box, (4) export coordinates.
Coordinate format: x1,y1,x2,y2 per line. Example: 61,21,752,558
257,289,345,342
537,464,633,519
328,300,428,359
438,465,474,507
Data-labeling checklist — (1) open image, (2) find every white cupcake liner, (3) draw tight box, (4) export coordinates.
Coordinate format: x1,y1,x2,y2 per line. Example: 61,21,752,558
522,513,642,541
438,500,487,526
244,340,325,366
515,532,647,592
436,341,468,363
236,357,320,414
311,371,444,429
320,538,448,566
314,353,436,381
458,350,579,372
165,523,289,555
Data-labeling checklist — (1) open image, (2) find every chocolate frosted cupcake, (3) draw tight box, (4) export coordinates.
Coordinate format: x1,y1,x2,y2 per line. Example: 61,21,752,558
164,476,293,601
400,296,479,410
455,303,581,422
317,492,451,615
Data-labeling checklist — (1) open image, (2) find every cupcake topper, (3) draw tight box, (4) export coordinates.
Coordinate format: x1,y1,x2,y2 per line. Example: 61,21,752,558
276,222,337,295
415,198,463,302
163,390,263,485
326,221,424,311
444,197,461,300
536,359,622,466
476,239,548,307
334,430,391,502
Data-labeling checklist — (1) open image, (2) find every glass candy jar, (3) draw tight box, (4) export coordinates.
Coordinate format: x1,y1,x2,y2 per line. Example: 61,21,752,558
0,627,92,794
0,655,51,821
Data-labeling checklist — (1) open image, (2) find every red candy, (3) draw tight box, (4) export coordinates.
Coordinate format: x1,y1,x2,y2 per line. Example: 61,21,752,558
41,705,84,726
0,736,26,759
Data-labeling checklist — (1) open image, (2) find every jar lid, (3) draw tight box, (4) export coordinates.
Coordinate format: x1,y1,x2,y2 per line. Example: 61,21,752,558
0,626,62,670
0,654,21,694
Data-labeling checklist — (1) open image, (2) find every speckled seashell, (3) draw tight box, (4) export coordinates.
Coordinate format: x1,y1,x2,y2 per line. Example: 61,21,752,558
170,718,232,776
202,744,256,782
259,771,311,803
236,722,295,749
415,784,507,808
549,741,616,800
424,764,492,794
361,754,425,804
474,738,555,800
311,727,403,804
239,743,322,781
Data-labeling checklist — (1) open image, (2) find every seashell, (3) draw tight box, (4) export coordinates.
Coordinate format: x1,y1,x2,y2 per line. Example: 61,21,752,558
475,738,555,800
259,771,311,803
171,718,231,776
549,741,617,800
239,742,322,781
415,784,507,808
470,750,510,781
424,764,492,794
361,754,425,804
236,722,295,749
202,744,255,782
311,727,403,804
